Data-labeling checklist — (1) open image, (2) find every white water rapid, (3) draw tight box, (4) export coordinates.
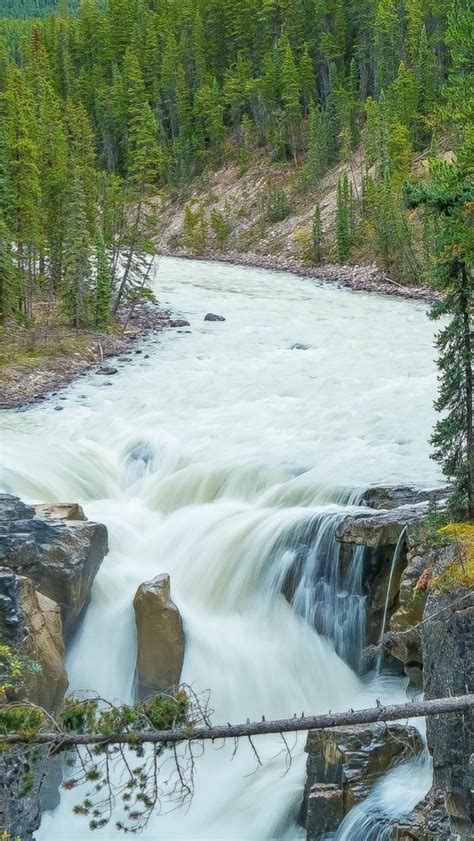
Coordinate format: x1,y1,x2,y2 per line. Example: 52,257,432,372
0,257,442,840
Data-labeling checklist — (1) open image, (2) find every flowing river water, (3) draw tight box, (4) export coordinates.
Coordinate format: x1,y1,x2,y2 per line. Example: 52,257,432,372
0,257,441,839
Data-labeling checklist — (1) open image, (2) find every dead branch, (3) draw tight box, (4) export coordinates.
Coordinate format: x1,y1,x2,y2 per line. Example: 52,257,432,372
2,694,473,748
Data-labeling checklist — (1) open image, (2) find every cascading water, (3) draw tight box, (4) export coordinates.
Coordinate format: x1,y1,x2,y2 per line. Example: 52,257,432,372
263,508,367,669
376,526,408,674
0,257,442,839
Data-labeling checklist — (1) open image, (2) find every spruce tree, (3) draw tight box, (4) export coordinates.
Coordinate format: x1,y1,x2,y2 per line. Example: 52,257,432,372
0,213,19,322
62,169,93,328
404,2,474,519
94,227,113,330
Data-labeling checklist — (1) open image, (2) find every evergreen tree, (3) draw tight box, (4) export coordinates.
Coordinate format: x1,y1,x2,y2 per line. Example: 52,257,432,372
62,169,93,328
94,227,113,329
0,213,19,322
404,2,474,518
4,65,41,317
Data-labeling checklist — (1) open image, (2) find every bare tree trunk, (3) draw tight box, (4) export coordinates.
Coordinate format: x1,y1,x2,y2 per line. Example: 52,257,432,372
113,202,142,314
460,263,473,519
3,694,473,748
121,256,154,336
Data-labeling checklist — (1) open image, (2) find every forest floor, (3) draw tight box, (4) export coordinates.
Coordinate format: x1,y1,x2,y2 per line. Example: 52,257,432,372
0,302,173,410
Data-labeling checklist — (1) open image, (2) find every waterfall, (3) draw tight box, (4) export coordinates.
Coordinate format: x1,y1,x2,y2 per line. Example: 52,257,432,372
333,749,432,840
0,257,442,839
263,510,367,669
377,526,407,673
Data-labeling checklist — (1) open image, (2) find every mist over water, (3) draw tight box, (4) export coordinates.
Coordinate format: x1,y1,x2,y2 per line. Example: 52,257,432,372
0,258,441,839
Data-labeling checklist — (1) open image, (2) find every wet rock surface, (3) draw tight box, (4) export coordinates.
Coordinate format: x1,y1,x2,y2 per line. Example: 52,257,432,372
301,722,423,839
361,485,449,511
423,580,474,839
133,573,185,698
0,494,108,638
0,568,68,711
336,506,426,548
0,747,42,841
35,502,86,521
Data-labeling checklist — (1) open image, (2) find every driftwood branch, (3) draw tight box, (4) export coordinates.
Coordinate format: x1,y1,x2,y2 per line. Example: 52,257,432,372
2,694,473,748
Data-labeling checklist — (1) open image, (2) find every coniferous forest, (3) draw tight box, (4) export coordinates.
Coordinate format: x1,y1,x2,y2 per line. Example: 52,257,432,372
0,0,472,330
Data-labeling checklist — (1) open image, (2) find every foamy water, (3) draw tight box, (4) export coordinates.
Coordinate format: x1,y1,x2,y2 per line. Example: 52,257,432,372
0,257,440,839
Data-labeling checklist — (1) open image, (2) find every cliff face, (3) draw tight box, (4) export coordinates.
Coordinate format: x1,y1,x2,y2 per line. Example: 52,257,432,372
423,582,474,838
0,494,109,841
302,491,473,841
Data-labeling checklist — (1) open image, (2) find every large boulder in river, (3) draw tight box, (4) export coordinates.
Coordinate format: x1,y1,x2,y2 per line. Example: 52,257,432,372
301,722,424,839
133,573,185,698
0,567,68,711
0,494,108,639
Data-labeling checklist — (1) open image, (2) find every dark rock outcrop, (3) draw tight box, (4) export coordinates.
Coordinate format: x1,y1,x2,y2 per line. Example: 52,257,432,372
361,485,449,511
0,567,68,711
0,495,108,639
423,579,474,839
301,722,423,839
0,748,42,841
336,506,424,548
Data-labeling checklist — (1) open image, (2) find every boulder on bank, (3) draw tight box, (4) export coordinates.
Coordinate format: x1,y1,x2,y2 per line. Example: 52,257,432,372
204,313,225,322
301,722,424,839
0,494,108,639
170,319,191,328
0,567,68,711
133,573,185,698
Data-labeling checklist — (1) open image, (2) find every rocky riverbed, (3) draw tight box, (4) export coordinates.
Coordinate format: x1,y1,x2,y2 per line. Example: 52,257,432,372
0,302,174,411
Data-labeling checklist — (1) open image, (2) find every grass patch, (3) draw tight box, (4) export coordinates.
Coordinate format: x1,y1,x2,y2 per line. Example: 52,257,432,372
0,331,90,371
430,522,474,591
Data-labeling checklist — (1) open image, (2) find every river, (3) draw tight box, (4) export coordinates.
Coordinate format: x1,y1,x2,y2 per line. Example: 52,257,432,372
0,257,441,839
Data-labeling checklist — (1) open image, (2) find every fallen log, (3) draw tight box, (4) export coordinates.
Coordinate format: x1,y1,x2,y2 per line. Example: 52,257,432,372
2,693,473,748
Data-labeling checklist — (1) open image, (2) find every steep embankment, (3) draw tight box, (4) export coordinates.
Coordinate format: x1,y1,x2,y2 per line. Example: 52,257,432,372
157,150,434,301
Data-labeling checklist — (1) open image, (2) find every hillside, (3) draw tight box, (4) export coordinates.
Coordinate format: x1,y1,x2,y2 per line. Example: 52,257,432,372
157,147,434,297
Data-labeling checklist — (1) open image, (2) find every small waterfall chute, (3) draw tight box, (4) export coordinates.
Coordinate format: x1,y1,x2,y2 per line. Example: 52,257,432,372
376,526,407,673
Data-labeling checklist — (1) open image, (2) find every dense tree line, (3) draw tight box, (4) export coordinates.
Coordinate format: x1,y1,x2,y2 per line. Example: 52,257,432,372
0,1,76,19
0,0,468,327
